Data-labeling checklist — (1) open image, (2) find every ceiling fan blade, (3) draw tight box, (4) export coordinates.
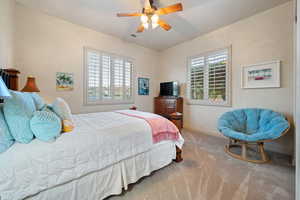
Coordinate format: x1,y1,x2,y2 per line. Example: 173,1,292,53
158,19,172,31
137,25,145,33
117,13,142,17
155,3,183,15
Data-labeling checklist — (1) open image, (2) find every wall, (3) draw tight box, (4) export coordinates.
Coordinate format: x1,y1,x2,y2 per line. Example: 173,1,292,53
0,0,15,67
158,2,294,155
15,4,159,113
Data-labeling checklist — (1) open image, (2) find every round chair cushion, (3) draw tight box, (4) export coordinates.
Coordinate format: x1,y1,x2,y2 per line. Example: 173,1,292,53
30,110,62,142
218,108,289,142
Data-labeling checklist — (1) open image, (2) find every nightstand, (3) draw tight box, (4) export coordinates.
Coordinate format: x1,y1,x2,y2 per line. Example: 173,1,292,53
170,112,183,131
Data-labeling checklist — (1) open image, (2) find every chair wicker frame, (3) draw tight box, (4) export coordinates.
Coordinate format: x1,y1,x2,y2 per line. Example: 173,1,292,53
224,127,290,163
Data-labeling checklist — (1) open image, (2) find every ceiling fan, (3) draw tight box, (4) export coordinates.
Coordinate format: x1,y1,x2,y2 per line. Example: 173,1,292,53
117,0,183,33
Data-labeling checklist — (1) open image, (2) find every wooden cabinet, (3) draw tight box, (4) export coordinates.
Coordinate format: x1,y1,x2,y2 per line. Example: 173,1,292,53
154,96,183,127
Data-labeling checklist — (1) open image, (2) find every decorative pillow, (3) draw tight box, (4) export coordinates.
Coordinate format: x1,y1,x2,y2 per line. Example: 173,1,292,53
30,110,62,142
0,107,14,153
30,93,46,110
62,120,74,133
3,91,35,143
51,98,73,122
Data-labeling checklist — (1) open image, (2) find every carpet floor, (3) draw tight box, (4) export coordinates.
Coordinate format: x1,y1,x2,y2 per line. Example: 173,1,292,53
108,130,295,200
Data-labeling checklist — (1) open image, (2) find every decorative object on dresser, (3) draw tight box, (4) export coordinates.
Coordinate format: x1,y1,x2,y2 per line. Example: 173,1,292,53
21,76,40,92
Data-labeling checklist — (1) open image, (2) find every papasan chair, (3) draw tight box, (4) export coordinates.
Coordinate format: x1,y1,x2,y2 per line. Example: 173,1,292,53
218,108,289,163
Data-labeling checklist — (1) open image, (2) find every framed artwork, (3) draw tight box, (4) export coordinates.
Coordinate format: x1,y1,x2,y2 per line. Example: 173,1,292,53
138,77,149,95
241,60,280,89
56,72,74,91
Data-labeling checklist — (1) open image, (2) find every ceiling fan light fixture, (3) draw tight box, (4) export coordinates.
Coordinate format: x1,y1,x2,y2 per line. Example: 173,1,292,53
142,23,149,29
151,14,159,23
152,23,159,29
140,14,148,24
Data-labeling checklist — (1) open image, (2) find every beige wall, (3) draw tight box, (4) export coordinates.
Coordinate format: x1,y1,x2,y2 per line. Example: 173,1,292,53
158,2,294,155
15,4,159,114
0,0,15,67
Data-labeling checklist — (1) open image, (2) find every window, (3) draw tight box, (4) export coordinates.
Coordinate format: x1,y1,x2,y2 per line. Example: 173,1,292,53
85,48,133,104
187,47,231,106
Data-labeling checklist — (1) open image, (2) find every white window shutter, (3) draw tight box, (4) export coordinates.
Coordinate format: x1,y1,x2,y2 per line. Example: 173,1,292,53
190,57,205,100
124,61,132,100
113,58,124,100
87,51,101,101
207,49,228,101
187,47,231,106
85,48,134,104
102,54,111,99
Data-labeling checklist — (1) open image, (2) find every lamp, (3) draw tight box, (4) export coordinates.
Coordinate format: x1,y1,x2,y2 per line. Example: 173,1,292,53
0,77,11,98
21,76,40,92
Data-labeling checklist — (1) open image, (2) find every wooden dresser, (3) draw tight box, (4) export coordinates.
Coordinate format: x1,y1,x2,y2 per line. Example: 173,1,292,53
154,96,183,129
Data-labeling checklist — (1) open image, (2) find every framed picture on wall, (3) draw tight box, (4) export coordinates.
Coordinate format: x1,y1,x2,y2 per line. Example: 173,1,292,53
56,72,74,91
241,60,281,89
138,77,149,95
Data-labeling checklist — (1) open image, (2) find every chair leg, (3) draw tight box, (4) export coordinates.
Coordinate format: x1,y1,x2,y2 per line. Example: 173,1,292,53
225,139,270,164
241,143,247,159
258,142,269,162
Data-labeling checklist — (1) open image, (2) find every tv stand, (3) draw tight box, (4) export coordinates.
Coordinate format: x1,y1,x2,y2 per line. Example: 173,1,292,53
154,96,183,129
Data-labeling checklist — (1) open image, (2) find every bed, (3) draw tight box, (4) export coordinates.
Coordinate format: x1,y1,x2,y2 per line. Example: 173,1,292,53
0,69,184,200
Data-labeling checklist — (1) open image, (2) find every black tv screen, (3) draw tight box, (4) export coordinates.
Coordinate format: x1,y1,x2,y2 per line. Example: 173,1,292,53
160,82,179,97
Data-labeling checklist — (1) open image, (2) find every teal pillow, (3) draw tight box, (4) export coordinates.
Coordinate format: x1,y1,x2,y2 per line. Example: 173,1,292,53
30,93,46,110
0,107,14,153
3,91,36,143
30,110,62,142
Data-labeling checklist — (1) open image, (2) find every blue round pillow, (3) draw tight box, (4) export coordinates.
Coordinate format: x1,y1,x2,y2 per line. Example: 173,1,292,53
30,110,62,142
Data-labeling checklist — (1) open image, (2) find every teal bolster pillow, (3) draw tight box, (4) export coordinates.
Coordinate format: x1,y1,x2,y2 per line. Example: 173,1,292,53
30,110,62,142
30,93,46,110
0,108,14,153
3,91,36,143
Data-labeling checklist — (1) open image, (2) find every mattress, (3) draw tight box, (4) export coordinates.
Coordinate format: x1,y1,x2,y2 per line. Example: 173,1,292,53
0,111,184,200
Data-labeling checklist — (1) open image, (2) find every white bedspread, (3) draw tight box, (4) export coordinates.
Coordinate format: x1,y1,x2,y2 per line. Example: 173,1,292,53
0,111,183,200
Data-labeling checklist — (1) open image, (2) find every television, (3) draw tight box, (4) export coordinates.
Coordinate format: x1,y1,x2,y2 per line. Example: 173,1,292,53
159,81,179,97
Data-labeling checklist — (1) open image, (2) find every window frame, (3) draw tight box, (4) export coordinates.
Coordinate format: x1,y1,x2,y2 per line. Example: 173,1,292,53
186,46,232,107
83,47,135,105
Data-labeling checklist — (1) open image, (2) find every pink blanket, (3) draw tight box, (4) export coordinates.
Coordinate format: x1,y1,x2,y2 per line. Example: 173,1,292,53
116,110,179,143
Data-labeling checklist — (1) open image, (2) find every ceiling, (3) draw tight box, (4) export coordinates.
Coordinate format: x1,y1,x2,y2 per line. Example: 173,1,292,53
16,0,291,51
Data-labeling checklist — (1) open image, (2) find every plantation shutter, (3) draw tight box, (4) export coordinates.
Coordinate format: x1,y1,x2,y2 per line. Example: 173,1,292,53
124,61,133,100
207,49,228,101
190,57,205,100
188,47,230,106
102,54,111,99
85,48,133,104
113,58,124,100
87,51,101,101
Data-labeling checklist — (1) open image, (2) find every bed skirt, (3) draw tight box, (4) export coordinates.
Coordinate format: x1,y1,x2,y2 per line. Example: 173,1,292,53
25,141,176,200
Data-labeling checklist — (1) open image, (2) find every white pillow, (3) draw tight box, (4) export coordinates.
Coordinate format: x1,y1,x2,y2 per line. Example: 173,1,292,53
51,97,73,123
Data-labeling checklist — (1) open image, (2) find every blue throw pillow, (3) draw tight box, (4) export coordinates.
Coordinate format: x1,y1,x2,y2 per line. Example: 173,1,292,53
0,107,14,153
30,110,62,142
30,93,46,110
3,91,36,143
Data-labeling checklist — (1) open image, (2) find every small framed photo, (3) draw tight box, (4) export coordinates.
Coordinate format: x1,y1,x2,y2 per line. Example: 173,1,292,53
56,72,74,91
241,60,280,89
138,77,149,95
